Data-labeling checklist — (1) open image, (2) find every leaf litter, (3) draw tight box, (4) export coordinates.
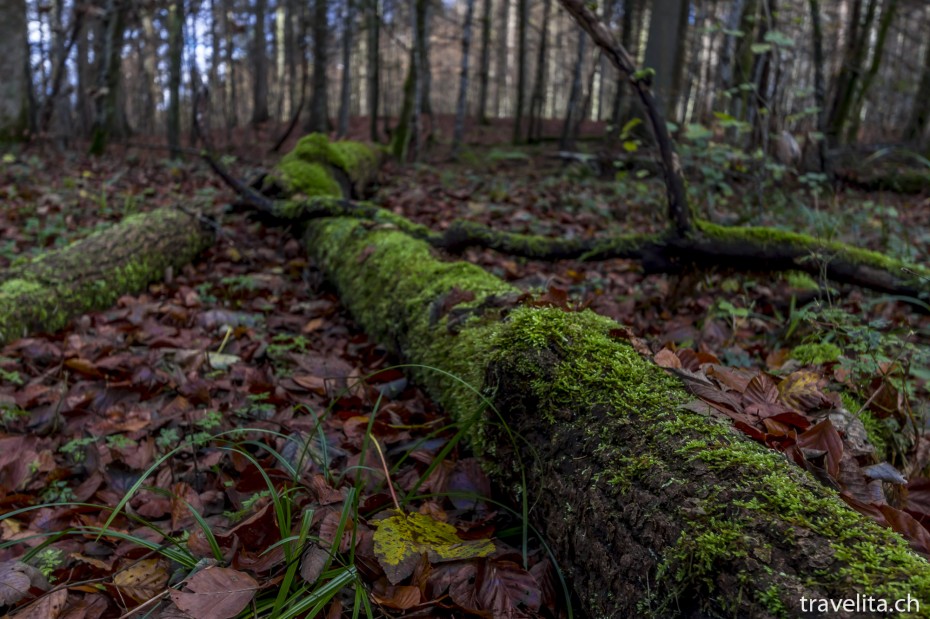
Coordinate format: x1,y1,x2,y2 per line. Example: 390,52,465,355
2,147,930,617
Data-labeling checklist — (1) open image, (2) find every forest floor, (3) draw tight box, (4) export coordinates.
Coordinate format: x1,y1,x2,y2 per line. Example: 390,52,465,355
2,125,930,618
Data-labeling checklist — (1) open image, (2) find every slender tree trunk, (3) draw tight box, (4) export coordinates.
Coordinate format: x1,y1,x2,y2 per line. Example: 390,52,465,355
906,27,930,144
729,0,759,124
89,0,128,154
452,0,476,156
560,27,586,150
167,0,184,158
827,0,877,147
367,0,380,140
844,0,897,143
0,0,28,141
306,0,329,132
338,0,353,137
476,0,492,123
412,0,424,158
415,0,432,132
511,0,527,143
610,0,639,138
527,0,553,142
808,0,830,176
643,0,688,118
223,0,238,133
494,0,510,116
251,0,269,125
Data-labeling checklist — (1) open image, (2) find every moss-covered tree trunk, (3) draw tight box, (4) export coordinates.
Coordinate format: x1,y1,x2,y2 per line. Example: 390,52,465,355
0,208,212,344
264,138,930,618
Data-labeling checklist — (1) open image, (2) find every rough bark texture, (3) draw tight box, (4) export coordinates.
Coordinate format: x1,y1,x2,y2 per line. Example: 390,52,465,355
0,209,212,345
0,0,28,141
259,138,930,619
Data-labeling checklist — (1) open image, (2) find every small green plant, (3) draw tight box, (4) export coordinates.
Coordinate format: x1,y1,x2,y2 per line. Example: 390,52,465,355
0,368,23,385
59,437,98,463
31,547,65,580
0,403,27,428
236,392,276,419
156,427,181,451
196,410,223,431
105,434,136,449
41,481,75,504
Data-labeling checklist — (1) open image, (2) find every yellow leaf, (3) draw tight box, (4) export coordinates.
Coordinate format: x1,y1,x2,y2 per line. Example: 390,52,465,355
373,511,495,584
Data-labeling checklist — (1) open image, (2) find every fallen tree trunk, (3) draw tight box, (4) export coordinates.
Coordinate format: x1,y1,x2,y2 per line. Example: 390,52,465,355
0,208,213,345
241,137,930,617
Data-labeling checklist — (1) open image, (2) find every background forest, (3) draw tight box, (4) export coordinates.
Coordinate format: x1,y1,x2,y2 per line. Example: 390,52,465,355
0,0,929,157
3,0,930,618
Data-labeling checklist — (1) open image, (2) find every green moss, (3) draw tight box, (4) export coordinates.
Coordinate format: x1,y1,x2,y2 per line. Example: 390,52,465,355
791,342,842,365
783,271,820,291
696,219,929,278
294,142,930,615
275,157,343,197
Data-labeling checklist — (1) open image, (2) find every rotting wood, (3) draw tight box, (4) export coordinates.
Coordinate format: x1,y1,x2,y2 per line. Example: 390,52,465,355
0,208,213,345
222,134,930,618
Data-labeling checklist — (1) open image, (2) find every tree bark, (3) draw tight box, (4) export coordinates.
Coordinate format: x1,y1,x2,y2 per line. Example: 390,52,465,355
248,140,930,619
511,0,527,143
527,0,553,142
0,209,212,345
827,0,877,147
452,0,476,156
808,0,830,176
306,0,329,133
476,0,492,123
560,27,586,151
89,0,128,154
643,0,688,118
167,0,184,159
494,0,509,117
844,0,897,143
906,17,930,145
251,0,270,125
367,0,380,141
338,0,353,138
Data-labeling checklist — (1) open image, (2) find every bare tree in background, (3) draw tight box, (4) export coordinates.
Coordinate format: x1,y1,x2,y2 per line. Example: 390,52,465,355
306,0,329,132
0,0,28,141
452,0,476,155
251,0,270,124
338,0,354,137
476,0,492,123
167,0,184,158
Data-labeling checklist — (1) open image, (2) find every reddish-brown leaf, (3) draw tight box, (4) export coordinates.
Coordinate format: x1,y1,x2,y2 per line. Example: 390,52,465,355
476,559,541,617
372,585,421,610
797,419,844,480
169,567,258,619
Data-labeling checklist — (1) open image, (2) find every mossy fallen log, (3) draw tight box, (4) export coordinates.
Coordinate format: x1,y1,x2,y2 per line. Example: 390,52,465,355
0,208,212,344
251,136,930,617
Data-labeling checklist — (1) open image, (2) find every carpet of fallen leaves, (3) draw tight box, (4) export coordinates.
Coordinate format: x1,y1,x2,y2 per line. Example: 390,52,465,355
1,130,930,618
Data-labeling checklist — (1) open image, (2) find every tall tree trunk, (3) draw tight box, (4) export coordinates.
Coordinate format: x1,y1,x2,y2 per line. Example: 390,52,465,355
827,0,877,147
906,25,930,145
729,0,759,124
643,0,688,118
844,0,897,143
367,0,380,140
527,0,552,142
141,10,162,135
494,0,509,116
223,0,238,133
511,0,527,143
610,0,640,139
338,0,353,137
251,0,270,125
391,0,426,161
452,0,476,156
476,0,492,123
306,0,329,132
167,0,184,158
0,0,28,141
411,0,424,158
415,0,432,131
89,0,128,154
807,0,830,176
560,27,586,150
